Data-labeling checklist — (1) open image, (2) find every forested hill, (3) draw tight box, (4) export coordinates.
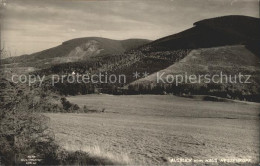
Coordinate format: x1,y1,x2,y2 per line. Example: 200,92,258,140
2,37,151,69
139,15,260,54
20,16,260,101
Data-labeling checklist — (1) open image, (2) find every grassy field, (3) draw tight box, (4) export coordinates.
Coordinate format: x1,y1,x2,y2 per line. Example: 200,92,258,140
46,95,259,165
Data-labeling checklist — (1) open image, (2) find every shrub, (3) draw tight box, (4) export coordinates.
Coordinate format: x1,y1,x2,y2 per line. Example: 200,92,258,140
0,83,115,165
83,105,88,113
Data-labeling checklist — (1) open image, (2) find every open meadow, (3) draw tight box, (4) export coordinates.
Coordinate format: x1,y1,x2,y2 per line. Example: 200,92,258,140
46,95,260,165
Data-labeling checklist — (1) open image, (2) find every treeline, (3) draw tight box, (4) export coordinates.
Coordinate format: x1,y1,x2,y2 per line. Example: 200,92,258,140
127,83,260,102
40,78,260,102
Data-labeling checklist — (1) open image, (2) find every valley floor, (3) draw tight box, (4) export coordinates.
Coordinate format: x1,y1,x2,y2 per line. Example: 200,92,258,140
46,95,259,165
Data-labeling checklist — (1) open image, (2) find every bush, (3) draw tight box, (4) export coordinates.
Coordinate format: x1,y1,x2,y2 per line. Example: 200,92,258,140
0,81,115,165
0,107,56,165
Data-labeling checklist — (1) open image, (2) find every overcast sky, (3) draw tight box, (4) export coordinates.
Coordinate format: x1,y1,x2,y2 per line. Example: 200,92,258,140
1,0,259,56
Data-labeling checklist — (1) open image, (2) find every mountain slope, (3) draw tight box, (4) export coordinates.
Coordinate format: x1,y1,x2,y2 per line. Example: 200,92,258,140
140,15,260,53
130,45,260,101
10,15,260,101
2,37,151,69
133,45,260,83
114,15,260,84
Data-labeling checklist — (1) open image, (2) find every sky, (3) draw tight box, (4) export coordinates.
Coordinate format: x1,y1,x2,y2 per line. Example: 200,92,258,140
1,0,259,56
